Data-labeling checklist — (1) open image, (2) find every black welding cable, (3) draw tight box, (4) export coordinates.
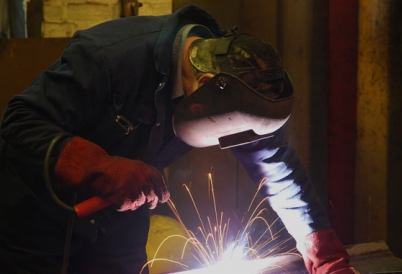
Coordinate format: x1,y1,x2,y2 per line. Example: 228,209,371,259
44,133,76,212
44,133,76,274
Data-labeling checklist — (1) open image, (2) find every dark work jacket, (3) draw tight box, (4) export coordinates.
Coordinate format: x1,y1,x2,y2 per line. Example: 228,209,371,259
0,4,330,274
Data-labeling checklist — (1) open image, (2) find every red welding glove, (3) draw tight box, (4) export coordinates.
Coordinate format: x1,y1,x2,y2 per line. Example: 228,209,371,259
54,136,169,211
298,229,360,274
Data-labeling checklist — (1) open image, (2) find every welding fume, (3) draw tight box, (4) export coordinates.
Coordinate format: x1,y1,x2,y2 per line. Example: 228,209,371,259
0,4,359,274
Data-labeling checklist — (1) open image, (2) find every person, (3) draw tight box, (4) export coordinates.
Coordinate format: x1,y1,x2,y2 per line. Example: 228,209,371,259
0,4,358,274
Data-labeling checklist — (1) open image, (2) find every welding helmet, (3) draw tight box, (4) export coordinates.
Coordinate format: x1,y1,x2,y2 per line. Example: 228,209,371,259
173,31,294,148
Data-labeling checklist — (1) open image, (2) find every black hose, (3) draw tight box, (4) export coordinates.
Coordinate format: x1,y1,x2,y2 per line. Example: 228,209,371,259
44,133,75,212
44,133,77,274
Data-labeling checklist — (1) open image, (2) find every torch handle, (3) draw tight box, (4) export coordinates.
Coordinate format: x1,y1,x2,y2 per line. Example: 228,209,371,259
74,196,111,218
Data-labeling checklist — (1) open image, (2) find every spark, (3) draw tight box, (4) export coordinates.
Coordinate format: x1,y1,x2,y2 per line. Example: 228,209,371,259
142,174,299,274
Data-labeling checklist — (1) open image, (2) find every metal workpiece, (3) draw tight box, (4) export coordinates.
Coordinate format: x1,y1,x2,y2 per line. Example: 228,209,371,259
347,241,402,274
172,241,402,274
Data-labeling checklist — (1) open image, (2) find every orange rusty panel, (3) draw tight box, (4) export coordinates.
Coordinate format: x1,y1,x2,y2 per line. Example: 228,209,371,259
0,38,70,114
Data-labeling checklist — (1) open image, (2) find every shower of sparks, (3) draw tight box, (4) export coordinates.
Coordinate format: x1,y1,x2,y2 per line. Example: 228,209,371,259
141,174,299,274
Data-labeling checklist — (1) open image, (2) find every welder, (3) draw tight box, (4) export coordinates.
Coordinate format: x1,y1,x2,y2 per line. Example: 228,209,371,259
0,4,358,274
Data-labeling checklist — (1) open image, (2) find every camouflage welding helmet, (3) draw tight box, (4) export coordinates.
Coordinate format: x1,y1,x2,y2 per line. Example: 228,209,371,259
173,31,294,148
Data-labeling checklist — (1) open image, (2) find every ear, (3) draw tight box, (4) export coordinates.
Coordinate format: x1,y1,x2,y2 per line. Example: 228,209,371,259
197,73,214,88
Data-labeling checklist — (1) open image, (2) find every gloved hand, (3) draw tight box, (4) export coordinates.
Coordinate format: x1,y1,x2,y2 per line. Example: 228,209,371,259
54,136,169,211
297,229,360,274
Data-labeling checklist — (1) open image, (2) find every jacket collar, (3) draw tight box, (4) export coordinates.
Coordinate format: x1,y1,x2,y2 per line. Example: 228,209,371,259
171,24,214,99
153,5,222,76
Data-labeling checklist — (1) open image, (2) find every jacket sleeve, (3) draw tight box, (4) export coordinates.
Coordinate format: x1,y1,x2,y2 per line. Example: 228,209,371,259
230,126,331,242
0,34,110,182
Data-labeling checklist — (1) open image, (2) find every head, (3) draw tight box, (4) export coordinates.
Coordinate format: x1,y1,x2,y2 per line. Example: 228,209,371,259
174,31,294,148
187,32,286,99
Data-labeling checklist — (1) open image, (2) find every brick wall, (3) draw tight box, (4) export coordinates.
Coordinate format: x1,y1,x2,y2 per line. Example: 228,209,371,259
42,0,172,37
